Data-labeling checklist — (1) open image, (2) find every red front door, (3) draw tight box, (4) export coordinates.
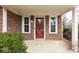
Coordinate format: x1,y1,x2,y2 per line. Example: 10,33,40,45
36,17,44,38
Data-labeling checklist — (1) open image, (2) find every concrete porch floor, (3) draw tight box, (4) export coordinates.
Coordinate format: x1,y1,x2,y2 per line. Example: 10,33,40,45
24,40,73,53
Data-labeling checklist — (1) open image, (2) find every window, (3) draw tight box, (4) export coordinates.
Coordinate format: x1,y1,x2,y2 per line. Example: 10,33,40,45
22,17,30,33
49,17,57,34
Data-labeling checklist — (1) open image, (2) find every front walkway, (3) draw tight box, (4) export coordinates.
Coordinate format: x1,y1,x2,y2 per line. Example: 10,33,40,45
24,40,73,53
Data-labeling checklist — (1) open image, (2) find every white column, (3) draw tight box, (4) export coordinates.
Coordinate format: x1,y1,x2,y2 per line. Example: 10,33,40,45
72,7,79,52
2,7,7,32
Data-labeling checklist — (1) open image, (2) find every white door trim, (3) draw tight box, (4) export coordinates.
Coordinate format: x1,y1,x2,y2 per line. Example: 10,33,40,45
34,16,46,40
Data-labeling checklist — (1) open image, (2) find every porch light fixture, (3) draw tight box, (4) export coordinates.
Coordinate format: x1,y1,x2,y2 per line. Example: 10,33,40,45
31,20,33,23
30,15,34,23
38,19,41,23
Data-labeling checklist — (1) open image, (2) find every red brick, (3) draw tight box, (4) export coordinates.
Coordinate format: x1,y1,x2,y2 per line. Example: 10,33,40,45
7,10,62,40
45,15,62,40
0,7,2,32
7,10,22,32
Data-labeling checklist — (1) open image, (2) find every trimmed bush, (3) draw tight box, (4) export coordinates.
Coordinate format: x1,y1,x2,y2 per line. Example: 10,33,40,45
0,32,28,53
63,28,70,33
63,28,71,41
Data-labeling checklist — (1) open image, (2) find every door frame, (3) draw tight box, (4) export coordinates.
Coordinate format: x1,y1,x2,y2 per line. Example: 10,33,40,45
34,16,46,40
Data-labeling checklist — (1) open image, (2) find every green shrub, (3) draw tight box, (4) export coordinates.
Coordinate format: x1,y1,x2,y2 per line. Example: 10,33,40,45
63,28,70,33
63,28,71,41
0,32,28,53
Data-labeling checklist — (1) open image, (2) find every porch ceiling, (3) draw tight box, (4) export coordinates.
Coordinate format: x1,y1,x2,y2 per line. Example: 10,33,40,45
3,5,75,16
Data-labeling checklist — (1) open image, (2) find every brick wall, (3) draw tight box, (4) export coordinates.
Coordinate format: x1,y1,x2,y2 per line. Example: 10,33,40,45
7,11,34,40
24,15,62,40
0,6,2,32
7,10,62,40
7,10,22,32
46,15,62,40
